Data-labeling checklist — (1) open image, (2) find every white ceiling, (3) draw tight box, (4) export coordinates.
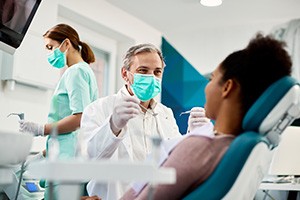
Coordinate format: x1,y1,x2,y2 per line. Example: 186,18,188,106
106,0,300,35
104,0,300,74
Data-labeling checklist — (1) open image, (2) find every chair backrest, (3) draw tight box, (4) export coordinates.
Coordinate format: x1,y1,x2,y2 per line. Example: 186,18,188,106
183,76,300,200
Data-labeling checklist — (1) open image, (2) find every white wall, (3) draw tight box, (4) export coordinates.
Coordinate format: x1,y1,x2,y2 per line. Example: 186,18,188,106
0,0,162,136
59,0,162,90
0,0,298,144
164,19,296,75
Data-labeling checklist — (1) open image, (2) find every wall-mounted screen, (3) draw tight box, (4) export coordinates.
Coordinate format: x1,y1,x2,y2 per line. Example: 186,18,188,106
0,0,41,54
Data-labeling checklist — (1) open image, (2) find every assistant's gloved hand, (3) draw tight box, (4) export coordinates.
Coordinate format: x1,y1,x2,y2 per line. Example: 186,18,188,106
188,107,210,133
19,120,45,136
23,151,45,169
110,96,141,135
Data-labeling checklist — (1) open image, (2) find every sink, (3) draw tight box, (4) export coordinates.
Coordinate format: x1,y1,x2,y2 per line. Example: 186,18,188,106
0,130,33,166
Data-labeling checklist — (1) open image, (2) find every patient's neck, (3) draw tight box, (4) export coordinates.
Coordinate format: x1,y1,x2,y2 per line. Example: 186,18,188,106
214,114,243,136
214,106,243,137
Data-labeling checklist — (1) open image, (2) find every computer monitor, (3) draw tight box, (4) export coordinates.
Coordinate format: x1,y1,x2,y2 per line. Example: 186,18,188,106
0,0,41,54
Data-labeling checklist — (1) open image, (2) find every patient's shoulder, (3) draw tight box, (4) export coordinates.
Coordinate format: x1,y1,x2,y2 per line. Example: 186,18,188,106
171,136,212,158
172,135,234,164
212,134,235,145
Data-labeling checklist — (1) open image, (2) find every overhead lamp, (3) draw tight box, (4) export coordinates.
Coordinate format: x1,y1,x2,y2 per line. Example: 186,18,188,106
200,0,222,7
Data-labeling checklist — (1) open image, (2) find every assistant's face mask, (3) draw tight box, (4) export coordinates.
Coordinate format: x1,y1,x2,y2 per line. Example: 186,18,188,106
129,72,162,102
47,40,67,69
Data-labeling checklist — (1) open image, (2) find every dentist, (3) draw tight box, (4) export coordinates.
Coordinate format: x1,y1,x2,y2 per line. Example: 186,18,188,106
81,43,209,200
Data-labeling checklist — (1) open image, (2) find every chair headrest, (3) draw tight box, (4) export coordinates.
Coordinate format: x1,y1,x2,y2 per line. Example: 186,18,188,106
242,76,300,145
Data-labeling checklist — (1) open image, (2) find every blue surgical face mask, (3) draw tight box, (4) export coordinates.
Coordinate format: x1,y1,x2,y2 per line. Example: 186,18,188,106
47,40,67,69
129,72,162,102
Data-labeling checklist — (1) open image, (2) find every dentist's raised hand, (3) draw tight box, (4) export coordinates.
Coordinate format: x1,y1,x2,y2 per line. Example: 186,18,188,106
188,107,210,133
110,96,141,135
19,120,45,136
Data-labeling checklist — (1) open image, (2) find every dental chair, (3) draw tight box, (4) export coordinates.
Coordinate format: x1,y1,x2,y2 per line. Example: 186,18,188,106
183,76,300,200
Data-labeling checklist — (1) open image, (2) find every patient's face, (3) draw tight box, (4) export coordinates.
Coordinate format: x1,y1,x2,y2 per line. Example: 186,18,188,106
204,65,223,120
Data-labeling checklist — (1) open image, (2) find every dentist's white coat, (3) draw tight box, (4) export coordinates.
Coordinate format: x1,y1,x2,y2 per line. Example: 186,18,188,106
81,86,181,200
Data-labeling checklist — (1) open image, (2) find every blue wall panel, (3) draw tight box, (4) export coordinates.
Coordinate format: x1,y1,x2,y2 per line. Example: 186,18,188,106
161,37,209,134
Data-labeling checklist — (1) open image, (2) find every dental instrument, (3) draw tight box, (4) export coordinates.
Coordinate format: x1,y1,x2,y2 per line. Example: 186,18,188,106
120,90,158,116
179,110,191,116
7,112,24,120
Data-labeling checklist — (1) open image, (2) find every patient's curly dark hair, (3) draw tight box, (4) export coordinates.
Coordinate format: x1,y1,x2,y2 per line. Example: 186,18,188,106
220,33,292,114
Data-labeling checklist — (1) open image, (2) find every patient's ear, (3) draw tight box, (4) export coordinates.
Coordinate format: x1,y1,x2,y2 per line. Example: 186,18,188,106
222,79,238,98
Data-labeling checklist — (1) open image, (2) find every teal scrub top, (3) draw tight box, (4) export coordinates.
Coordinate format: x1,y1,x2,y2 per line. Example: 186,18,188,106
46,62,98,159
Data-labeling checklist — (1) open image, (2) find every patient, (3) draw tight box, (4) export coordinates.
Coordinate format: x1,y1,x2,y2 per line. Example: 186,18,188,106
120,33,292,200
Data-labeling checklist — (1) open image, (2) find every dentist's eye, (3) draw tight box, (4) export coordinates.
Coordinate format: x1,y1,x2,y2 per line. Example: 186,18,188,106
154,70,162,76
137,68,148,74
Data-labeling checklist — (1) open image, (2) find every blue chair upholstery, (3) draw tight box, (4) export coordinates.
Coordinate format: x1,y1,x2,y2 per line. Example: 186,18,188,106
183,76,300,200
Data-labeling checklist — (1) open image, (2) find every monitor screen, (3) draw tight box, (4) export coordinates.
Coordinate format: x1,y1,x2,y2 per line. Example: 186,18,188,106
0,0,41,52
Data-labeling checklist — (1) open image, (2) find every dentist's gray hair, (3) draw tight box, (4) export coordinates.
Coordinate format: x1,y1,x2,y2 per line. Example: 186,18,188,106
122,43,165,70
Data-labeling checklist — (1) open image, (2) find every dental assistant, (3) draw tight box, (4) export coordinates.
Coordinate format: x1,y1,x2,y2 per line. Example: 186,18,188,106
19,23,98,199
81,43,191,200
